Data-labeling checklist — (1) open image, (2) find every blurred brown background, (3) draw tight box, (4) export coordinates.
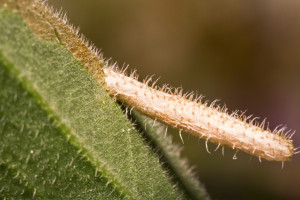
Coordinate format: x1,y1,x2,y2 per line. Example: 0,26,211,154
50,1,300,199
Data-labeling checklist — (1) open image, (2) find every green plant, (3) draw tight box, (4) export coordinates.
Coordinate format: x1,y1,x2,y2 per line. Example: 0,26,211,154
0,0,296,199
0,0,209,199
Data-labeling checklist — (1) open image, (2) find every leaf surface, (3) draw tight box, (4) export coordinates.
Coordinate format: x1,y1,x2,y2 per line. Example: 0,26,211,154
0,8,184,199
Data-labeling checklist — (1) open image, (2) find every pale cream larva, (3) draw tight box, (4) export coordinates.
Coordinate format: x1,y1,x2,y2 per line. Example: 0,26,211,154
6,0,295,163
103,67,295,162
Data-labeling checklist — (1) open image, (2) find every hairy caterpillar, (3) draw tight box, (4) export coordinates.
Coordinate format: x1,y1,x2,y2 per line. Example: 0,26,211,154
104,67,295,162
6,0,296,163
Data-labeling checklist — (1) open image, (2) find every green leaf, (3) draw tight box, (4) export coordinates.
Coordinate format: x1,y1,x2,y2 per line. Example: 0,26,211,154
0,2,209,199
131,111,210,200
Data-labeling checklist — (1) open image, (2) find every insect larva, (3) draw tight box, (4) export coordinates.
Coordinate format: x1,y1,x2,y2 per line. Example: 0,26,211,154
103,67,295,162
10,0,294,162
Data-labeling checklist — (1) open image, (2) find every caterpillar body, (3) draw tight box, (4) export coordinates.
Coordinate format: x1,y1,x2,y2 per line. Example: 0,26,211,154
104,67,295,162
7,0,295,163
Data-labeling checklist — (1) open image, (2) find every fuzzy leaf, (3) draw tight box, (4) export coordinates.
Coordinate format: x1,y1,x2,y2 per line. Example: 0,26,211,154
0,2,209,199
131,110,210,200
0,8,181,199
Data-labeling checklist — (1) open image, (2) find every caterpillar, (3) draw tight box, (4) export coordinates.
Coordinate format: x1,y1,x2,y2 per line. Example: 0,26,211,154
6,0,296,163
104,67,295,162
